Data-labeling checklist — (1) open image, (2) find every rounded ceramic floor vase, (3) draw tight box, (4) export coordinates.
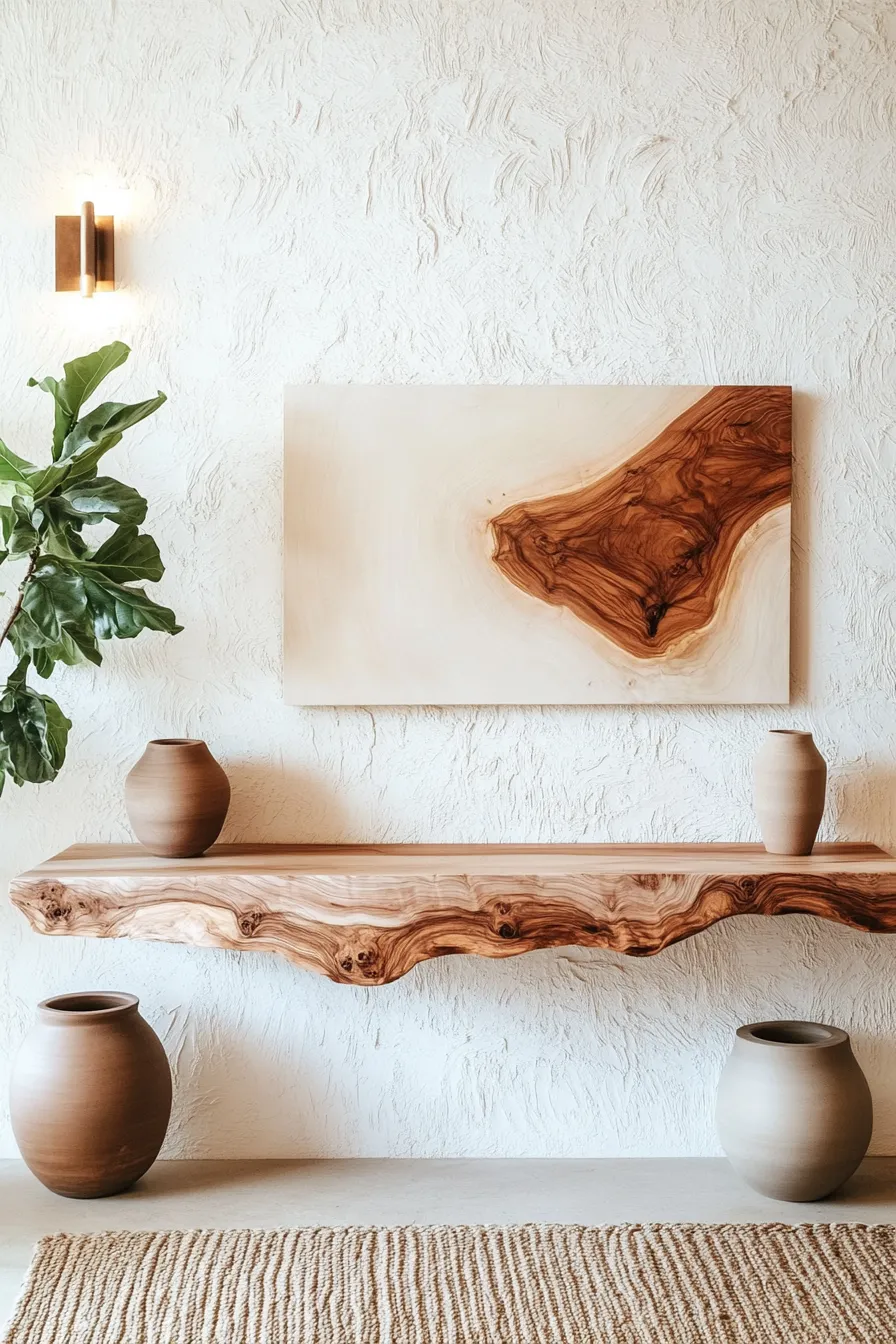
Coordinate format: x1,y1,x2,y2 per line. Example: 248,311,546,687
754,729,827,855
10,992,172,1199
125,738,230,858
716,1021,872,1201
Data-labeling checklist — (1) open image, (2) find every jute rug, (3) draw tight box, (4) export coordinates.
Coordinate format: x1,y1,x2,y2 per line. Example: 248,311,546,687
4,1223,895,1343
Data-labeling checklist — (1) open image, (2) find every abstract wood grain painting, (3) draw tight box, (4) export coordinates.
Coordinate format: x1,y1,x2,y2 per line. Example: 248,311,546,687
284,385,791,705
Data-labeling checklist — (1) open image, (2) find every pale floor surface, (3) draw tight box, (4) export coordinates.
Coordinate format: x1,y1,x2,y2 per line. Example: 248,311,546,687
2,1157,896,1328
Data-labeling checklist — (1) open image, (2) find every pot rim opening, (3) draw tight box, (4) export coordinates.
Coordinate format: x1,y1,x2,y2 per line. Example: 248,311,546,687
737,1020,847,1048
38,992,139,1019
767,729,813,737
147,738,205,747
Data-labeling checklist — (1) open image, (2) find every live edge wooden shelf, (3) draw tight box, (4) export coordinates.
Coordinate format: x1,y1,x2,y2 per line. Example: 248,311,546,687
9,842,896,986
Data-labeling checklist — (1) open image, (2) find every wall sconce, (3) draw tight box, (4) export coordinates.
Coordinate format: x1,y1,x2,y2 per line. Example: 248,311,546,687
55,201,115,296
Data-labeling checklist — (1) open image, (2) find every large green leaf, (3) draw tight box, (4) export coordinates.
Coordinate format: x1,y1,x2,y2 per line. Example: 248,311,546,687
30,626,102,678
7,608,49,660
10,609,101,674
0,661,72,784
60,623,102,666
65,433,123,483
28,342,130,459
4,496,40,558
58,476,147,526
39,500,90,559
21,560,88,641
25,376,69,463
0,441,35,502
3,655,29,692
43,694,72,765
0,439,34,483
83,571,182,641
29,647,55,679
62,393,167,470
89,525,164,583
23,459,74,503
59,343,131,414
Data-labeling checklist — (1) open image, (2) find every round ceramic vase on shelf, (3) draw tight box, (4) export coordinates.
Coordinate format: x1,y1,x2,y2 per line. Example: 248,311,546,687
754,729,827,855
125,738,230,858
716,1021,872,1202
10,992,172,1199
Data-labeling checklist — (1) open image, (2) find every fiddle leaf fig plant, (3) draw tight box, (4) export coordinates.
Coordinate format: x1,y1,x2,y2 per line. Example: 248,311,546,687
0,342,182,794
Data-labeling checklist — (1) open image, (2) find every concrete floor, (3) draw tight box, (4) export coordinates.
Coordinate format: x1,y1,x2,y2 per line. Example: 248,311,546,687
2,1156,895,1329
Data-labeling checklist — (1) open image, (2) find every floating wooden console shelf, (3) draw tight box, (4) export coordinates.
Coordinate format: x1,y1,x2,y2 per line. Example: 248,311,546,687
10,843,896,986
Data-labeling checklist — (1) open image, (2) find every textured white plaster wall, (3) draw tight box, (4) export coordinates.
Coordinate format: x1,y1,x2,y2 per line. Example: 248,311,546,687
1,0,895,1159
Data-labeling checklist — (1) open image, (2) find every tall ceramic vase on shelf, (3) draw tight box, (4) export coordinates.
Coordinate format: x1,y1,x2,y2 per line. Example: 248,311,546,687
125,738,230,858
754,729,827,855
10,992,172,1199
716,1021,872,1201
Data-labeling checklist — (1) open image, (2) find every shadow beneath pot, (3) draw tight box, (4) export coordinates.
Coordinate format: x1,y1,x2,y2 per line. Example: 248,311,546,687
829,762,896,848
219,759,350,843
131,1157,317,1199
828,1158,896,1206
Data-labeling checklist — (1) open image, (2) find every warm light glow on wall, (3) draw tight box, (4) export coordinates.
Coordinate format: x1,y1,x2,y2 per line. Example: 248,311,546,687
69,178,131,220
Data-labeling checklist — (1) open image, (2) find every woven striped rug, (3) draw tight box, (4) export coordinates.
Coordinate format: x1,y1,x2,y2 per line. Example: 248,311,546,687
4,1223,894,1343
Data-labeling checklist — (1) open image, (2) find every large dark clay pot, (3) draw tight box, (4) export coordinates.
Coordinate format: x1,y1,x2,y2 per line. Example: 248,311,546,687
10,992,172,1198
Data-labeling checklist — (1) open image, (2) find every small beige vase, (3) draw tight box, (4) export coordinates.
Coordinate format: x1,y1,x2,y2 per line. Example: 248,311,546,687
754,729,827,855
716,1021,872,1201
125,739,230,858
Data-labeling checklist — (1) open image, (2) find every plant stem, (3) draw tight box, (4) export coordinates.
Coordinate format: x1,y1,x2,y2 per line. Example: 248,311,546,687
0,550,38,652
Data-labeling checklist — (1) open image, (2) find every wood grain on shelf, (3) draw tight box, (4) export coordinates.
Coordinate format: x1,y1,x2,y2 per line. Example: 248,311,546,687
9,842,896,986
490,385,792,658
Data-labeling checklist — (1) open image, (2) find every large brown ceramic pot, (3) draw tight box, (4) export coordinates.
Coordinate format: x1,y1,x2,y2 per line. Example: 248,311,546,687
10,992,172,1199
716,1021,872,1201
754,729,827,855
125,738,230,858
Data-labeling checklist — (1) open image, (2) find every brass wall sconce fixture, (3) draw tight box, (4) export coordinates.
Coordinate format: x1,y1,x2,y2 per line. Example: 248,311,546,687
55,201,115,296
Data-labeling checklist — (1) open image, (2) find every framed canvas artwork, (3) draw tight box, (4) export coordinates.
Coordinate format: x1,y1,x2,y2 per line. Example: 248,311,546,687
283,385,791,705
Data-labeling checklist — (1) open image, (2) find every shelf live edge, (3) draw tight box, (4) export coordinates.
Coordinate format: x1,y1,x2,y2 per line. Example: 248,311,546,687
9,843,896,987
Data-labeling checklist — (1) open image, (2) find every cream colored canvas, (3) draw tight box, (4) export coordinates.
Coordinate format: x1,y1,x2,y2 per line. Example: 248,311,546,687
283,385,791,705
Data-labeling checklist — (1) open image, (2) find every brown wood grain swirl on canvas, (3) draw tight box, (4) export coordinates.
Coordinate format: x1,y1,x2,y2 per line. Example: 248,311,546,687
489,385,792,658
11,846,896,986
